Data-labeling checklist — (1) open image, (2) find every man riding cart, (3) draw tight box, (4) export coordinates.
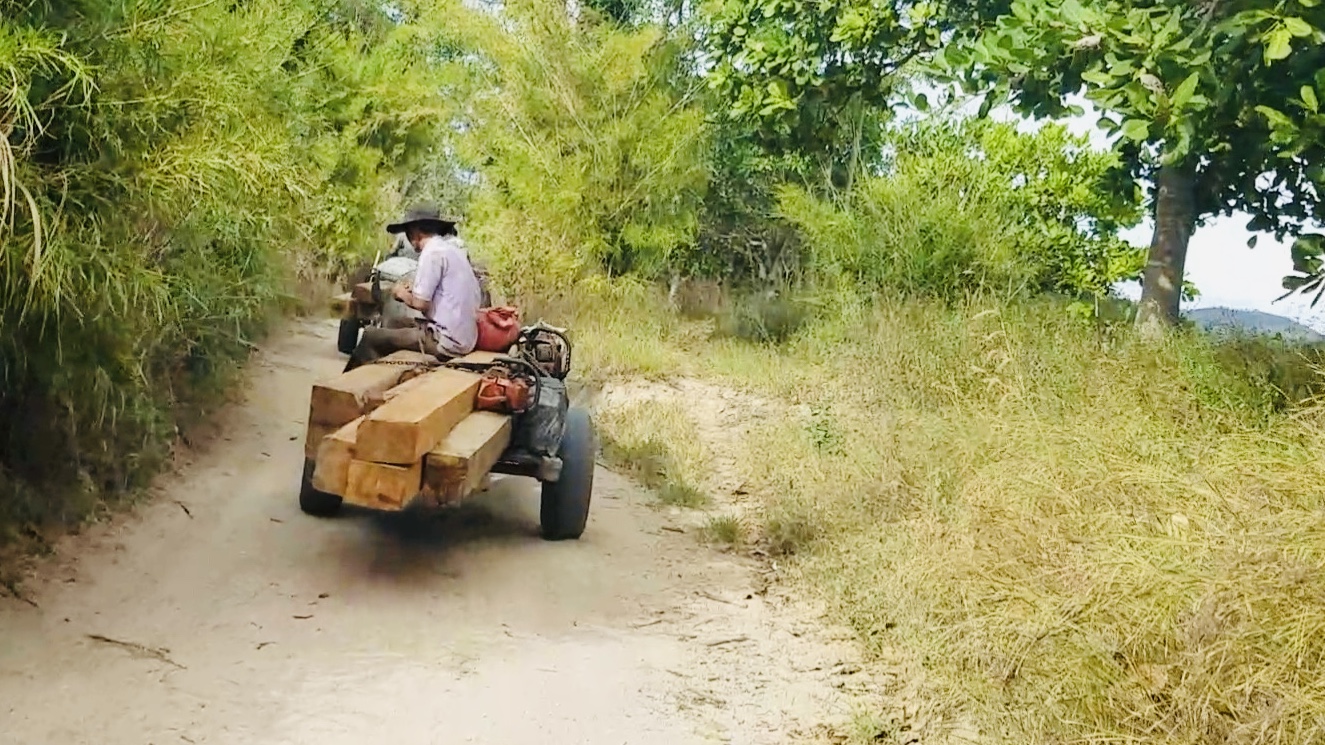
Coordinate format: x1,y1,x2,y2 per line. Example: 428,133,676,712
334,208,493,358
301,205,595,541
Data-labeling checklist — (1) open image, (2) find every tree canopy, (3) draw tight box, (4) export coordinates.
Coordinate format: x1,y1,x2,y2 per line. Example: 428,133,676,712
943,0,1325,325
697,0,1325,327
699,0,997,179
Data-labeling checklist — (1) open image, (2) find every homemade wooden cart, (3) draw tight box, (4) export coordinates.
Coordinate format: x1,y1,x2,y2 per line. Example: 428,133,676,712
297,324,595,541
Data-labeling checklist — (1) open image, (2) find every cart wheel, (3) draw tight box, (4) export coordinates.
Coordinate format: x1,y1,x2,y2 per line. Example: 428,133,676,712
300,458,343,517
539,407,595,541
337,318,361,356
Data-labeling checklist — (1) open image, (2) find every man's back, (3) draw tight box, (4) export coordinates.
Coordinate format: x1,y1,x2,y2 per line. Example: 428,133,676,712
413,234,482,356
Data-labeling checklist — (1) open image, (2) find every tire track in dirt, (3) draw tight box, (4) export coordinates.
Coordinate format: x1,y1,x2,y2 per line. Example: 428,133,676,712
0,318,881,745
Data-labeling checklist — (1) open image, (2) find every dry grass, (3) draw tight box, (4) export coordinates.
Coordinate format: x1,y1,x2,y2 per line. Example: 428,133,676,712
520,277,699,385
701,514,745,546
569,280,1325,745
594,395,711,509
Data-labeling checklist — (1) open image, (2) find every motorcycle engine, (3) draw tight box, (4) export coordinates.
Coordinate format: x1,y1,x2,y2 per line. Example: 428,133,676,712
517,323,572,380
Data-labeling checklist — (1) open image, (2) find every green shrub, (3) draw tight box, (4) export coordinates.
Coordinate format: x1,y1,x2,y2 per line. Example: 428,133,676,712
1207,335,1325,411
718,290,813,344
702,514,745,546
776,119,1144,302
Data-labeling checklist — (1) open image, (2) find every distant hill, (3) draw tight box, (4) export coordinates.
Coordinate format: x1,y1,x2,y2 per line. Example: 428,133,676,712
1185,307,1325,343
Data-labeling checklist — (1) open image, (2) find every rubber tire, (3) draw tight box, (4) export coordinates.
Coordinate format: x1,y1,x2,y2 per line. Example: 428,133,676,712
299,458,343,517
337,318,361,356
539,407,595,541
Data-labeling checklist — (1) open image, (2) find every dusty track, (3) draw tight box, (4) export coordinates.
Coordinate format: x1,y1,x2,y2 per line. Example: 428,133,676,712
0,319,874,745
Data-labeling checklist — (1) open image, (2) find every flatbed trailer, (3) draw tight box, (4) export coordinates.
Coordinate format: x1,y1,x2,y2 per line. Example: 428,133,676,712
298,326,594,540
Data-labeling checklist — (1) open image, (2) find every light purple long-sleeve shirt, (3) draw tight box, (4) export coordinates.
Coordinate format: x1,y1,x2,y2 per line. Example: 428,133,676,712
411,235,482,356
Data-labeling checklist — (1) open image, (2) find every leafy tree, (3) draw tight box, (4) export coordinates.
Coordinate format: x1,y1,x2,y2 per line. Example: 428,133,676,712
685,113,809,285
700,0,1005,181
580,0,646,25
904,118,1144,296
943,0,1325,330
692,0,1027,291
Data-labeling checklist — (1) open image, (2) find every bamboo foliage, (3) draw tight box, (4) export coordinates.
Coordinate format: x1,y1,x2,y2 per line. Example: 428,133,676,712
432,0,710,295
0,25,91,287
0,0,453,538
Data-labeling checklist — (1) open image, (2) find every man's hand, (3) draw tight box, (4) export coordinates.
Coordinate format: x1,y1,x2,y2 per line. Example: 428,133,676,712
391,279,432,314
392,280,412,303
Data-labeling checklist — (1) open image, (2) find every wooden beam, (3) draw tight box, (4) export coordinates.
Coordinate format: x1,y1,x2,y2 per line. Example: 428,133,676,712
360,367,437,417
303,421,340,461
329,292,354,317
344,459,423,510
312,417,361,496
423,411,513,505
304,350,436,458
448,350,505,366
354,368,482,465
350,282,375,304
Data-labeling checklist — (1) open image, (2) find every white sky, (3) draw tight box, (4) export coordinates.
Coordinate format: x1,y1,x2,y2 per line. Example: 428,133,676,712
981,96,1325,331
1113,218,1325,331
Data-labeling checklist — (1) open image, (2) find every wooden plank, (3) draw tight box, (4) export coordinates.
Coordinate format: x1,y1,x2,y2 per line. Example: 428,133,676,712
304,421,339,460
329,292,354,316
360,368,437,417
449,350,505,366
307,350,435,427
355,368,482,465
422,411,513,504
312,417,361,496
350,282,375,304
344,459,423,510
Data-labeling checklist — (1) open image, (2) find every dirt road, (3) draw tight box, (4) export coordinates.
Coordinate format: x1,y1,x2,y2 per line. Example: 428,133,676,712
0,319,874,745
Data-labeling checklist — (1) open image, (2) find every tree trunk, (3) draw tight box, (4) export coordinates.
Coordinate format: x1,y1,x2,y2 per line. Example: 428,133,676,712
1135,164,1197,337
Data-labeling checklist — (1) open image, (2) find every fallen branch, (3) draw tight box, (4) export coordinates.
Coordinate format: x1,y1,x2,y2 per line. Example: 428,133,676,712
697,590,735,605
86,634,185,669
705,635,749,647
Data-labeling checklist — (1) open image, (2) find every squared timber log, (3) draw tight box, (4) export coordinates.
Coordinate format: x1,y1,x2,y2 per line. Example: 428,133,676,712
304,421,341,461
344,459,423,510
312,417,361,496
422,411,513,505
354,368,482,465
329,292,353,317
350,282,376,304
360,367,438,417
447,350,505,366
303,350,436,458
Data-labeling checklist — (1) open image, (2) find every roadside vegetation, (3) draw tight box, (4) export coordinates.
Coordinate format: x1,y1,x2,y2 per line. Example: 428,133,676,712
7,0,1325,742
577,288,1325,743
0,0,462,552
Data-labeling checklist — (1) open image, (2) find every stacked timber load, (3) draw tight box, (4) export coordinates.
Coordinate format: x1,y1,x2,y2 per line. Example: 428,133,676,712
304,351,514,510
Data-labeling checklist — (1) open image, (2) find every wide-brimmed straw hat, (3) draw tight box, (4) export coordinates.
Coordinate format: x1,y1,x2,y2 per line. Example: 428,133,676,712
386,203,462,234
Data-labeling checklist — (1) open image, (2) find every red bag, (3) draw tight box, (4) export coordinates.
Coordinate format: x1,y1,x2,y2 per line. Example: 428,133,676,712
475,306,520,352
